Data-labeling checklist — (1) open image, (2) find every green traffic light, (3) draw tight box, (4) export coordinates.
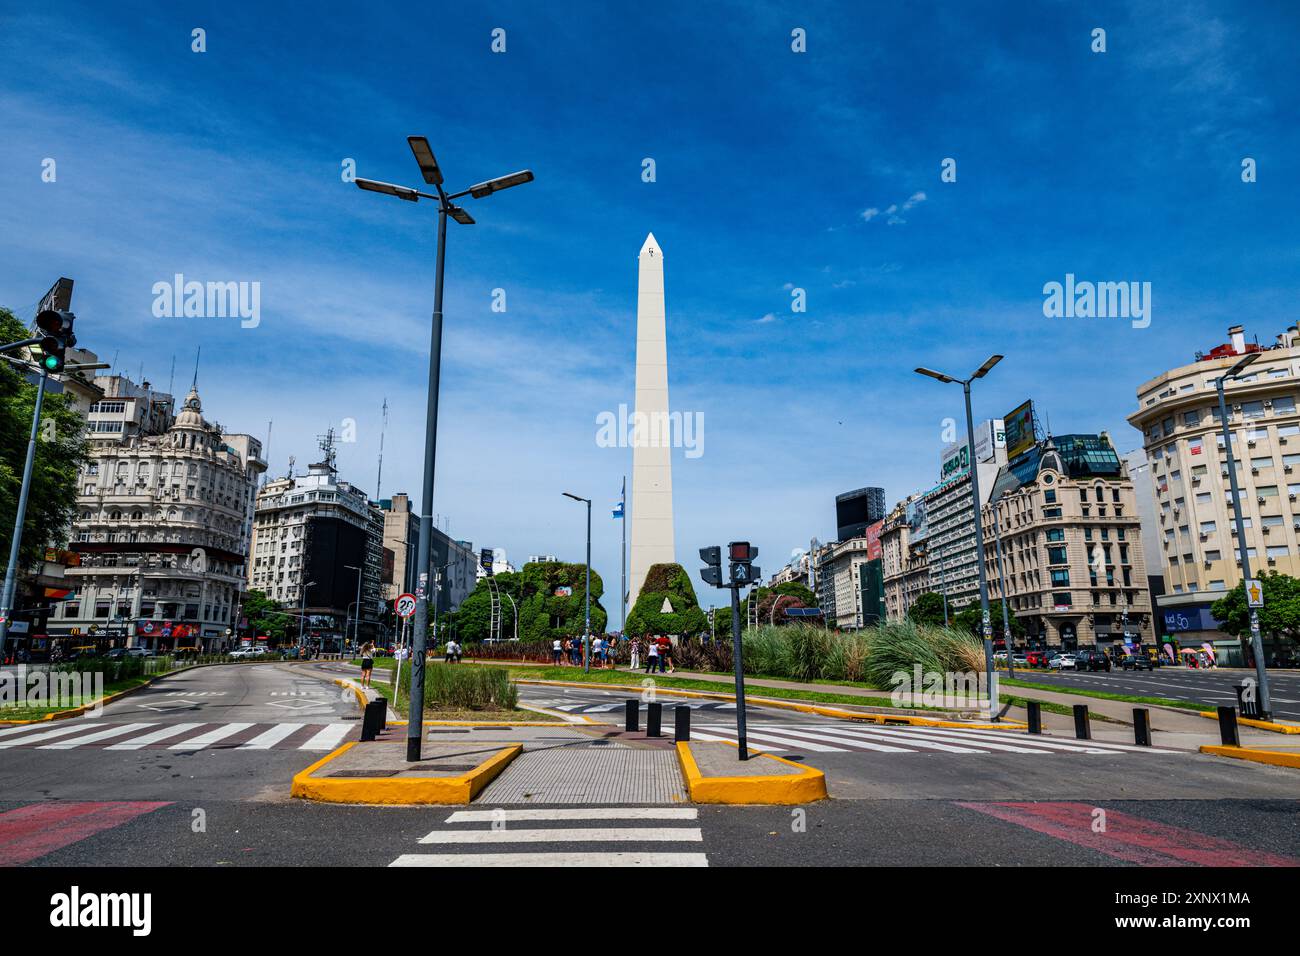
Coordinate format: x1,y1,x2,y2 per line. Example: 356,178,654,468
43,355,59,370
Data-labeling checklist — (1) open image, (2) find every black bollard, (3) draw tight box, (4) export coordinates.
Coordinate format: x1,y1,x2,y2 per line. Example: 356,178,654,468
1133,707,1150,746
647,701,662,737
1217,705,1240,747
360,698,386,741
1072,704,1091,740
375,697,388,732
1026,700,1042,735
625,699,639,733
674,704,690,742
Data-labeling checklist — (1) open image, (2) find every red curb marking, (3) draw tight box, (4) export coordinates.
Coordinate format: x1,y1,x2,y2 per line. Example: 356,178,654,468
0,801,172,866
954,801,1299,867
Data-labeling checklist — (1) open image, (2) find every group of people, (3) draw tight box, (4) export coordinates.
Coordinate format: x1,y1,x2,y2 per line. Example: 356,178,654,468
630,634,674,674
550,636,616,667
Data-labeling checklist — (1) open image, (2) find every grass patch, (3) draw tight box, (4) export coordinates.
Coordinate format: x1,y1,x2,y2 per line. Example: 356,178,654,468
377,663,558,720
504,666,960,711
1002,678,1209,711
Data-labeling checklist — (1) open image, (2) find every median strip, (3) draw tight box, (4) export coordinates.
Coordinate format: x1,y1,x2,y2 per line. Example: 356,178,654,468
676,740,827,804
291,740,522,805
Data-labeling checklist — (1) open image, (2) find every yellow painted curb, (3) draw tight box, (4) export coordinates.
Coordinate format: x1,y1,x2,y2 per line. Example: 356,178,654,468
516,678,1024,730
676,740,827,804
1200,744,1300,769
1196,711,1300,734
290,741,523,804
332,678,370,714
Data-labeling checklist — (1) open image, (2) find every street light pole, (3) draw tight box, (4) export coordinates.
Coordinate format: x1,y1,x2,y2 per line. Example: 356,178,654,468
345,564,363,659
915,355,1003,718
991,501,1014,677
1216,352,1273,717
563,492,593,673
355,138,533,762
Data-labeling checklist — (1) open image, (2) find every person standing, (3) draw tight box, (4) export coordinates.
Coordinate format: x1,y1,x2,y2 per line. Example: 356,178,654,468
552,637,563,665
591,635,604,669
646,635,660,674
358,641,376,688
630,636,641,672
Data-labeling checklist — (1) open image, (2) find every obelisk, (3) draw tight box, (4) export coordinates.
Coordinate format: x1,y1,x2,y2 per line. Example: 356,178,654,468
628,232,675,607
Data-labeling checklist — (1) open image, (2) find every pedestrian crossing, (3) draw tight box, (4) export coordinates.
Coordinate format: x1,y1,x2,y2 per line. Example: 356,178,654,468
389,807,709,867
689,722,1182,756
0,720,353,752
524,696,735,714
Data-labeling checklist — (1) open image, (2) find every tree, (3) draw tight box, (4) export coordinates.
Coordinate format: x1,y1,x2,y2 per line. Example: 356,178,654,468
953,599,1025,641
0,307,89,570
625,563,708,637
448,563,606,643
242,589,293,643
1211,571,1300,644
906,592,948,627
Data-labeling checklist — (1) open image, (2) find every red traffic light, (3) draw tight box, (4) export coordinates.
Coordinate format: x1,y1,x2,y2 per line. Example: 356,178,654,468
728,541,753,562
35,309,75,337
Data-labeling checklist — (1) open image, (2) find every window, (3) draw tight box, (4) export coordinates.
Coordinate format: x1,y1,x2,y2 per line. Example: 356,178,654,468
1053,592,1073,608
1252,456,1274,469
1200,521,1217,533
1050,569,1071,586
1280,425,1300,438
1205,550,1222,561
1242,400,1266,419
1259,485,1280,498
1274,396,1297,415
1161,417,1175,437
1048,546,1068,564
1043,508,1062,518
1196,492,1212,504
1044,489,1057,504
1268,545,1290,559
1046,528,1065,542
1184,410,1201,427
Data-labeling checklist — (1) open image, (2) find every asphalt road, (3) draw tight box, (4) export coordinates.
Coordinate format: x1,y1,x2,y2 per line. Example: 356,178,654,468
1,664,1296,867
1007,667,1300,719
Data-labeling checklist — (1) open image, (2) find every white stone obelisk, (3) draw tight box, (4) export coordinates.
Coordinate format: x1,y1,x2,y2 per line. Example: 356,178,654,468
628,232,675,607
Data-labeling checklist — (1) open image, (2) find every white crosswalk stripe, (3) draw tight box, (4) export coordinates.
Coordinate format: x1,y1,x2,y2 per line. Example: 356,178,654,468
694,722,1185,756
106,723,207,750
299,723,352,751
0,721,356,752
38,722,156,749
239,723,306,749
390,807,709,867
169,723,254,749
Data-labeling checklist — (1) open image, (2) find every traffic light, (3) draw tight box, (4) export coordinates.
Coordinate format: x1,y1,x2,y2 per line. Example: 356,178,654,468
728,541,760,586
699,546,722,587
34,309,76,374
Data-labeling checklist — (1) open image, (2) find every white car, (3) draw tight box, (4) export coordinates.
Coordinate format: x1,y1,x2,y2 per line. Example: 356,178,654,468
1050,653,1077,670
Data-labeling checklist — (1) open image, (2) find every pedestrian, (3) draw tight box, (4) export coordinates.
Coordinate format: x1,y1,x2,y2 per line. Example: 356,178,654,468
630,636,641,672
552,637,563,665
657,634,673,673
646,635,659,674
358,641,376,687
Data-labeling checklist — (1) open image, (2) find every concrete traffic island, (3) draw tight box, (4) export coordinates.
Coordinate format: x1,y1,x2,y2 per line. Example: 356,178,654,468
677,740,827,805
291,740,521,805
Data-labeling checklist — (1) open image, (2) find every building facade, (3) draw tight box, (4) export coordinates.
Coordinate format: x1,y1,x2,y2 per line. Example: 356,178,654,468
57,383,265,651
980,434,1153,651
881,497,931,620
835,486,886,541
248,442,383,650
1127,323,1300,664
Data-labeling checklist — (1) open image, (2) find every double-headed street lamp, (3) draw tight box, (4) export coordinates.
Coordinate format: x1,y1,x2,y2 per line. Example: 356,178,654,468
915,355,1004,711
356,137,533,762
562,492,593,674
1215,351,1273,718
297,580,317,649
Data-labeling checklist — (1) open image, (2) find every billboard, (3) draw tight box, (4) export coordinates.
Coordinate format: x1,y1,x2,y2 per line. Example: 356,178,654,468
1003,401,1036,459
974,418,1006,463
863,519,884,561
941,442,970,482
905,497,930,543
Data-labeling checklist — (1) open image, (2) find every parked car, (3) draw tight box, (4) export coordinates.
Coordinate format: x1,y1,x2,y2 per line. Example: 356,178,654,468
228,647,255,658
1011,654,1028,667
1025,650,1050,668
1119,654,1155,671
1050,653,1077,670
1074,649,1112,672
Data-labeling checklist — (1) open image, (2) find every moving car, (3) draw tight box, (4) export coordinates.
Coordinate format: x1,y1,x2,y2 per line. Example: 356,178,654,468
1049,653,1077,670
1119,654,1155,671
1074,649,1112,672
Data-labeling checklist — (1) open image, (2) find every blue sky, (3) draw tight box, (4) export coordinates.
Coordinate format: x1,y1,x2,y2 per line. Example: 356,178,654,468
2,0,1298,617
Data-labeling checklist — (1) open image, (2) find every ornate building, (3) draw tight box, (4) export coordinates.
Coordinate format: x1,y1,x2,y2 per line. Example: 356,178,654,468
55,380,265,651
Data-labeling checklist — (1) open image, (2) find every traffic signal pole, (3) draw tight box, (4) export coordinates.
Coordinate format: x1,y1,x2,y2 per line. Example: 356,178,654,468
729,580,748,761
0,366,49,662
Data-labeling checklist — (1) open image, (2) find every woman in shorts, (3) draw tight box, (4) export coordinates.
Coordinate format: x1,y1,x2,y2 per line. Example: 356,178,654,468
358,641,376,687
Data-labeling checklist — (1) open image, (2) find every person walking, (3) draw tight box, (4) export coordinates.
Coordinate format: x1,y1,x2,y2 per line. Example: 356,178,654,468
358,641,376,688
656,634,672,674
645,635,660,674
629,636,641,672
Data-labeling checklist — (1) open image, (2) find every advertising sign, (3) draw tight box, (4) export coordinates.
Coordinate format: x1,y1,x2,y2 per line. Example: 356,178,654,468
905,498,930,543
863,519,884,561
941,442,970,481
1003,401,1036,459
974,418,1006,463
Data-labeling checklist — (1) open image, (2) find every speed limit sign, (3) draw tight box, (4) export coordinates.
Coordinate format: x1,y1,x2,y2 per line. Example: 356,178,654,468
395,593,417,618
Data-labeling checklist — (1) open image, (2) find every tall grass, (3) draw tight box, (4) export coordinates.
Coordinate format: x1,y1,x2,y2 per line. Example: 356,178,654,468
398,663,518,711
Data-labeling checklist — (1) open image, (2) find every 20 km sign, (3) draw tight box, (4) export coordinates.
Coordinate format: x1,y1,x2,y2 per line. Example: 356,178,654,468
395,593,417,618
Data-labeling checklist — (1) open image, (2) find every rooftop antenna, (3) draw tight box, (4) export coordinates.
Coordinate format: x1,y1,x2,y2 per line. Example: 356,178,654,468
191,346,201,390
288,454,296,479
167,354,176,398
376,397,389,501
263,420,273,487
317,427,338,473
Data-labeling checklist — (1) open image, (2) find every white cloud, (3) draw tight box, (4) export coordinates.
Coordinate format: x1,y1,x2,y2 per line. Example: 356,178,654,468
755,312,777,324
860,207,880,222
903,191,927,210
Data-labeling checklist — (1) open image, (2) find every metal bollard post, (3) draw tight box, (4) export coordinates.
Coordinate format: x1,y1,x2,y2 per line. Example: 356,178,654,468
646,701,662,737
1026,700,1042,735
1072,704,1091,740
361,698,385,741
1217,705,1240,747
674,704,690,742
376,697,388,732
625,699,639,733
1132,707,1150,746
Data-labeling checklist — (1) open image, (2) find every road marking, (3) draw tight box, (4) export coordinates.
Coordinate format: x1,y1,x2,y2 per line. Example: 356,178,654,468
390,852,709,867
239,723,305,749
838,725,1116,755
169,722,254,750
38,723,156,749
444,808,699,823
0,801,172,867
925,726,1183,754
690,729,785,751
417,827,703,844
0,723,115,748
106,723,206,750
745,724,913,753
299,723,352,750
726,728,848,752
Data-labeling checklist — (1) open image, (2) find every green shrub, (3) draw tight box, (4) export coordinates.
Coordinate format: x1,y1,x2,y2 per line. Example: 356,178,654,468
399,663,518,711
